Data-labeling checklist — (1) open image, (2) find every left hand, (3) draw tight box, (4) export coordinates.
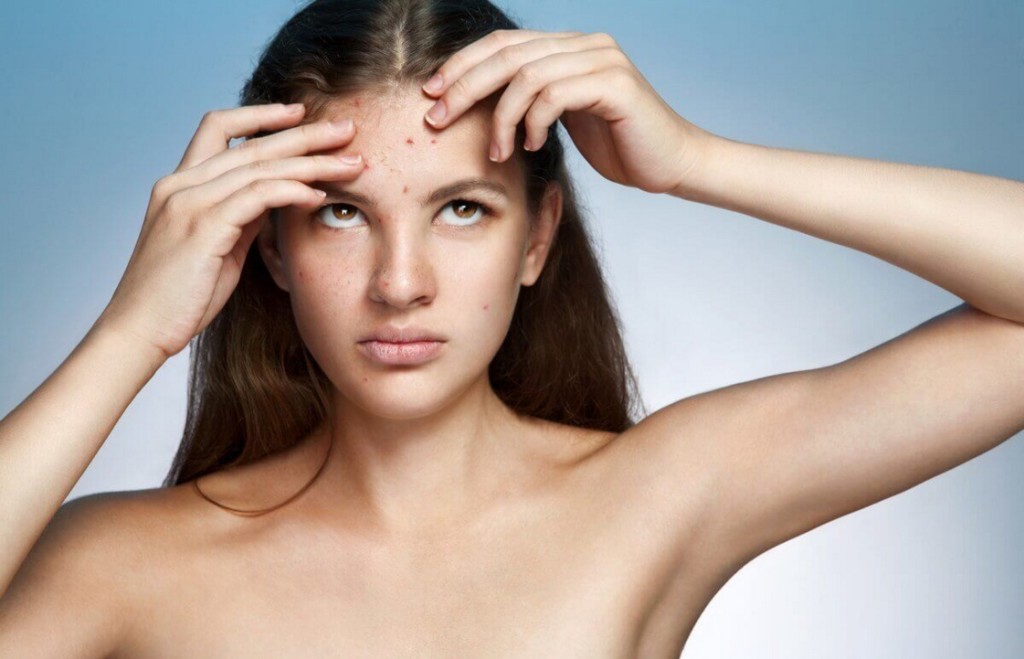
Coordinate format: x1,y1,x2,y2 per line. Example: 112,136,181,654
421,29,713,195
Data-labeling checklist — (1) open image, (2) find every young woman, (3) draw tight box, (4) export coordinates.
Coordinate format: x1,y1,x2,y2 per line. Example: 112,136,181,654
1,0,1021,656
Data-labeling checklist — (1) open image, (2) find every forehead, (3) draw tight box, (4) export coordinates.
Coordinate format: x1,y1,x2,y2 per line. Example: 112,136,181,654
303,85,521,192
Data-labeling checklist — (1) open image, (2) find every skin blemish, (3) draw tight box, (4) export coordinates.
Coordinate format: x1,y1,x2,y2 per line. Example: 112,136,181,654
430,138,437,145
354,98,362,107
403,185,409,194
405,137,414,145
483,303,490,310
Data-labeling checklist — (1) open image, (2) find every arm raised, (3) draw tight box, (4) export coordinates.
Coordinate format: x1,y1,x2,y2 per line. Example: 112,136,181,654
633,302,1024,569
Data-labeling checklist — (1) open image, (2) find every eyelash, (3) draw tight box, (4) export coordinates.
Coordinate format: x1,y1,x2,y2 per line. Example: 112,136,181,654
313,198,496,231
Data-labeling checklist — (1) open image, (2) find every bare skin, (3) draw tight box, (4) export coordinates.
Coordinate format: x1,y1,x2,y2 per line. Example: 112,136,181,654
78,418,724,659
2,27,1023,659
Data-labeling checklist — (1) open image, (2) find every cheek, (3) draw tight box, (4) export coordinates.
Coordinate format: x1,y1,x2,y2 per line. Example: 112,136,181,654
440,234,524,308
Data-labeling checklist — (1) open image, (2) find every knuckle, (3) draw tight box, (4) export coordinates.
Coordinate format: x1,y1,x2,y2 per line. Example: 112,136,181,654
151,175,175,201
593,32,618,48
489,29,511,46
237,135,262,153
198,109,222,129
247,179,274,196
497,44,519,69
163,190,189,217
444,52,463,73
538,83,561,105
516,62,542,87
449,75,472,102
247,158,275,174
602,46,630,66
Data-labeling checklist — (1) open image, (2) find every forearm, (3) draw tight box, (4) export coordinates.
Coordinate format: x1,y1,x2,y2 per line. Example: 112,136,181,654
675,135,1024,323
0,322,166,595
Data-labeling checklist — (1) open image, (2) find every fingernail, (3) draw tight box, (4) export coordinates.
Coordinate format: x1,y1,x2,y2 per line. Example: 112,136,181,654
340,154,362,165
523,137,534,152
423,73,444,94
329,118,353,132
284,103,305,113
489,141,500,162
425,100,446,126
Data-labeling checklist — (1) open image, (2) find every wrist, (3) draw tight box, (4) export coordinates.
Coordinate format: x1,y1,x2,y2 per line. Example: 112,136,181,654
669,130,732,203
87,316,170,373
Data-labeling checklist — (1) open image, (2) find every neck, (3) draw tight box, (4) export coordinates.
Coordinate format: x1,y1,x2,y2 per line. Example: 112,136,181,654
318,374,536,534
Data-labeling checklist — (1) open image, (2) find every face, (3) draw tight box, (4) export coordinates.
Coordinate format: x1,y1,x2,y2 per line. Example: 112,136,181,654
258,84,562,421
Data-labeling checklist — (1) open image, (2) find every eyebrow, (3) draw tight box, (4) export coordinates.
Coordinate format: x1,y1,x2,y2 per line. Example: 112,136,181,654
317,177,509,206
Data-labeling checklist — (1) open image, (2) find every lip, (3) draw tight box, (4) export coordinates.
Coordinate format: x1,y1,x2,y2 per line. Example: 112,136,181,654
359,325,447,343
358,340,445,366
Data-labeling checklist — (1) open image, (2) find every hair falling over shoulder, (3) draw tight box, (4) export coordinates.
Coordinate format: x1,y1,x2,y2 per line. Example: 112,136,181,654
163,0,646,489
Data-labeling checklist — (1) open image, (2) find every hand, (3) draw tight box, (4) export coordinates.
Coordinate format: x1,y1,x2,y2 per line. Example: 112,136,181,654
96,104,365,359
420,29,714,195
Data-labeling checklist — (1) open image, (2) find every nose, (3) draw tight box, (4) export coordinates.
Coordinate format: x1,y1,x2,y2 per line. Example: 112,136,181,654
367,221,436,309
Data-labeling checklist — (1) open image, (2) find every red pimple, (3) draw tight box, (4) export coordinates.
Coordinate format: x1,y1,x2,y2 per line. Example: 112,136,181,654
403,185,409,193
430,138,437,145
405,137,414,145
483,303,490,310
354,98,362,107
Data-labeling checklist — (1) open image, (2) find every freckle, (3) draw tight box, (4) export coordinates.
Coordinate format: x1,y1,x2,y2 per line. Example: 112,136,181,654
483,303,489,310
405,137,414,145
403,185,409,193
363,376,368,383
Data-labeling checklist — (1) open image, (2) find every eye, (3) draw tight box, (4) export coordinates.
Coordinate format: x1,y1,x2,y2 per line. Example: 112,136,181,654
438,199,489,227
315,203,366,230
313,199,492,230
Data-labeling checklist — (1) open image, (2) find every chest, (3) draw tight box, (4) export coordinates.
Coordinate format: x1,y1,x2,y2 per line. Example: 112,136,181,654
121,453,721,658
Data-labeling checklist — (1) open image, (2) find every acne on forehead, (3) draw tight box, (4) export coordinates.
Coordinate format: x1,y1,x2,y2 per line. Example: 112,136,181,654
306,87,525,195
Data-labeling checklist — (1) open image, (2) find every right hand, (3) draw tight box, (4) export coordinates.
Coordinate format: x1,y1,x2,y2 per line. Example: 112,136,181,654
96,103,365,360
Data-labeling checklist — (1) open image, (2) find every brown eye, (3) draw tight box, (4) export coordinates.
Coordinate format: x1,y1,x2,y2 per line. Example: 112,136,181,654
330,204,359,221
315,203,366,229
439,199,487,227
451,201,479,219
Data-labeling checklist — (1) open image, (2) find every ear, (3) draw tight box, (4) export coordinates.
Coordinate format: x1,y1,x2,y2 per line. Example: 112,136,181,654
519,182,563,287
256,209,291,293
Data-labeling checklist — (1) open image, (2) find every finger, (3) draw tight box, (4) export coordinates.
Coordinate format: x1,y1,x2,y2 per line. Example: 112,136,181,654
176,153,364,214
176,103,306,172
522,69,636,151
422,30,584,97
200,180,326,258
491,47,628,161
171,118,358,194
427,33,603,130
424,32,601,130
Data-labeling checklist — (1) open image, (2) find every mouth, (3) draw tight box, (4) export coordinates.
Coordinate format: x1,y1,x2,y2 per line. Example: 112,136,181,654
357,339,445,366
358,325,447,343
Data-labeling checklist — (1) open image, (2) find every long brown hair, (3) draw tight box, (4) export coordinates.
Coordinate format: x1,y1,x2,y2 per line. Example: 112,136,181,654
163,0,646,488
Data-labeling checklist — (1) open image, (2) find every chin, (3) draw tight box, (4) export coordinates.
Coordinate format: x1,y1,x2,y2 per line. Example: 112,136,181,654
334,366,483,421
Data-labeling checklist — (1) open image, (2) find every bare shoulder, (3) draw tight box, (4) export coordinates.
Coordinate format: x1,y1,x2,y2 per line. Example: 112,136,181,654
0,485,191,656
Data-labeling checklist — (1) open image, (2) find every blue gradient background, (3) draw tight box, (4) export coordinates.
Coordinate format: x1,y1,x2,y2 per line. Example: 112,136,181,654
1,1,1021,656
